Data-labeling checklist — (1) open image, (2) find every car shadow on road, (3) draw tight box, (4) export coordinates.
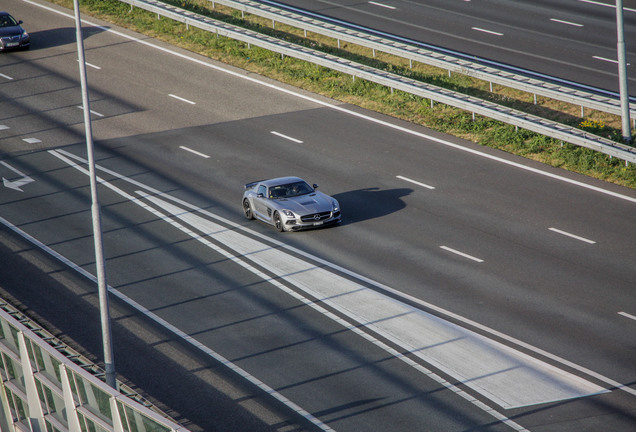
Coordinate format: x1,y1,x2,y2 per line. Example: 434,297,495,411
332,187,412,225
27,26,107,50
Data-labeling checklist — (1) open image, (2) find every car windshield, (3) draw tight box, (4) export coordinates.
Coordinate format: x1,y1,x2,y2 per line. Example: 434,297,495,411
0,15,18,28
269,181,313,198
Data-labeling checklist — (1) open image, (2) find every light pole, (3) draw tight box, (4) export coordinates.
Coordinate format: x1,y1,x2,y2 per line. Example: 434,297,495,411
72,0,116,388
616,0,632,144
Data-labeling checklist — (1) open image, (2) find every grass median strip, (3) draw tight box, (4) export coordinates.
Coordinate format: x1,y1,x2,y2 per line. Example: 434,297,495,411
50,0,636,188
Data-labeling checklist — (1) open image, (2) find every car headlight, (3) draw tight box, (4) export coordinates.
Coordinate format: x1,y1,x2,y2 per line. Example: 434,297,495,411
21,30,29,40
332,200,339,211
281,209,295,218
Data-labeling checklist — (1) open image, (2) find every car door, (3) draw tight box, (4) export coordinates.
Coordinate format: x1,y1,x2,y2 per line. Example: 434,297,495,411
252,184,270,220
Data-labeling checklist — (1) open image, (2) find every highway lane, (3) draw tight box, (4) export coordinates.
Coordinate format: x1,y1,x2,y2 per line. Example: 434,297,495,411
1,0,636,431
269,0,636,95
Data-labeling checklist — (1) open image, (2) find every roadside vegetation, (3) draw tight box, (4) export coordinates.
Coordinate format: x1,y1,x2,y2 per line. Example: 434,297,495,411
50,0,636,188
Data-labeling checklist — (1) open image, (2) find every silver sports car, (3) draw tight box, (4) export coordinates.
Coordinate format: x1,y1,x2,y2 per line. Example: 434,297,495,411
243,176,341,232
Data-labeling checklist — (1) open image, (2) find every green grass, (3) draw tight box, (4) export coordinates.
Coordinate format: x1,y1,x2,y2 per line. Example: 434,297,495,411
51,0,636,188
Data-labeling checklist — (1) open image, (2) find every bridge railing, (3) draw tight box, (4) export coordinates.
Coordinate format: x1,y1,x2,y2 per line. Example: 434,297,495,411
0,302,188,432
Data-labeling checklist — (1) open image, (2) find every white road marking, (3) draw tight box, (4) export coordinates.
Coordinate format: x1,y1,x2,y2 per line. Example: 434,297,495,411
77,59,101,69
578,0,636,13
136,192,608,410
25,0,636,401
22,138,41,144
550,18,583,27
168,93,196,105
1,161,35,192
46,149,334,432
50,149,634,415
0,125,9,130
77,106,104,117
368,1,396,10
0,73,12,80
179,145,210,158
396,175,435,190
618,311,636,322
26,0,636,207
593,56,619,64
440,246,484,263
548,228,596,244
472,27,504,36
593,56,631,66
270,131,304,143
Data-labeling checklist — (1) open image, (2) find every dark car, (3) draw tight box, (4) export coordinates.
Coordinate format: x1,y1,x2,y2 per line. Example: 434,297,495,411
0,12,30,51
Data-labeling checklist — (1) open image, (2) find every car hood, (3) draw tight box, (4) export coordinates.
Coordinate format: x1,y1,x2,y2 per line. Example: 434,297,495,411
277,192,335,214
0,26,23,37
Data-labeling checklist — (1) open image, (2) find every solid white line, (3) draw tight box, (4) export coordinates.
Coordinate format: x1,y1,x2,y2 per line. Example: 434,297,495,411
51,149,540,428
548,228,596,244
472,27,504,36
22,138,41,144
368,1,396,10
396,175,435,190
77,106,104,117
53,148,636,405
618,311,636,322
45,149,335,432
168,94,196,105
179,145,210,158
550,18,583,27
0,73,13,80
440,246,484,262
0,125,9,130
270,131,304,143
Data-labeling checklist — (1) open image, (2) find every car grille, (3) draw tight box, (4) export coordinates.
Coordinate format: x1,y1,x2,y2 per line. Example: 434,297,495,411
300,211,332,222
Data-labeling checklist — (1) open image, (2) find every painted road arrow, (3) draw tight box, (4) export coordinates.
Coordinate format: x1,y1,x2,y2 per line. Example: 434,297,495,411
1,161,35,192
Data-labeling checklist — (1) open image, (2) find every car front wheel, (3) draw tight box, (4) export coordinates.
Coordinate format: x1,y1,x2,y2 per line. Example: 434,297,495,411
243,199,254,220
273,211,284,232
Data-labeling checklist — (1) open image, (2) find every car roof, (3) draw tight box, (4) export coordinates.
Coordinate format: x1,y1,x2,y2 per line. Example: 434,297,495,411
260,176,305,187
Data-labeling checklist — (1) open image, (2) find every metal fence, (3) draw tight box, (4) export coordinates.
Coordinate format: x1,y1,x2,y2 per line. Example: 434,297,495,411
0,301,188,432
206,0,636,120
120,0,636,163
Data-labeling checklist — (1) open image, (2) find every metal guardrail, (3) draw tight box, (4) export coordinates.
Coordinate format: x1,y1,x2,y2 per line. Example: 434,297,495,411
0,299,188,432
121,0,636,163
208,0,636,120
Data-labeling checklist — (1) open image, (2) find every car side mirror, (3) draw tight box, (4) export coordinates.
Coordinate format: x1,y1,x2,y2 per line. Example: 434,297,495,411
313,184,318,189
18,20,23,25
257,193,264,198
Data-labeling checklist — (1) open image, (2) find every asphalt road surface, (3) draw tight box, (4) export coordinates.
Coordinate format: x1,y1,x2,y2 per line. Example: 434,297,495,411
269,0,636,95
1,1,636,431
